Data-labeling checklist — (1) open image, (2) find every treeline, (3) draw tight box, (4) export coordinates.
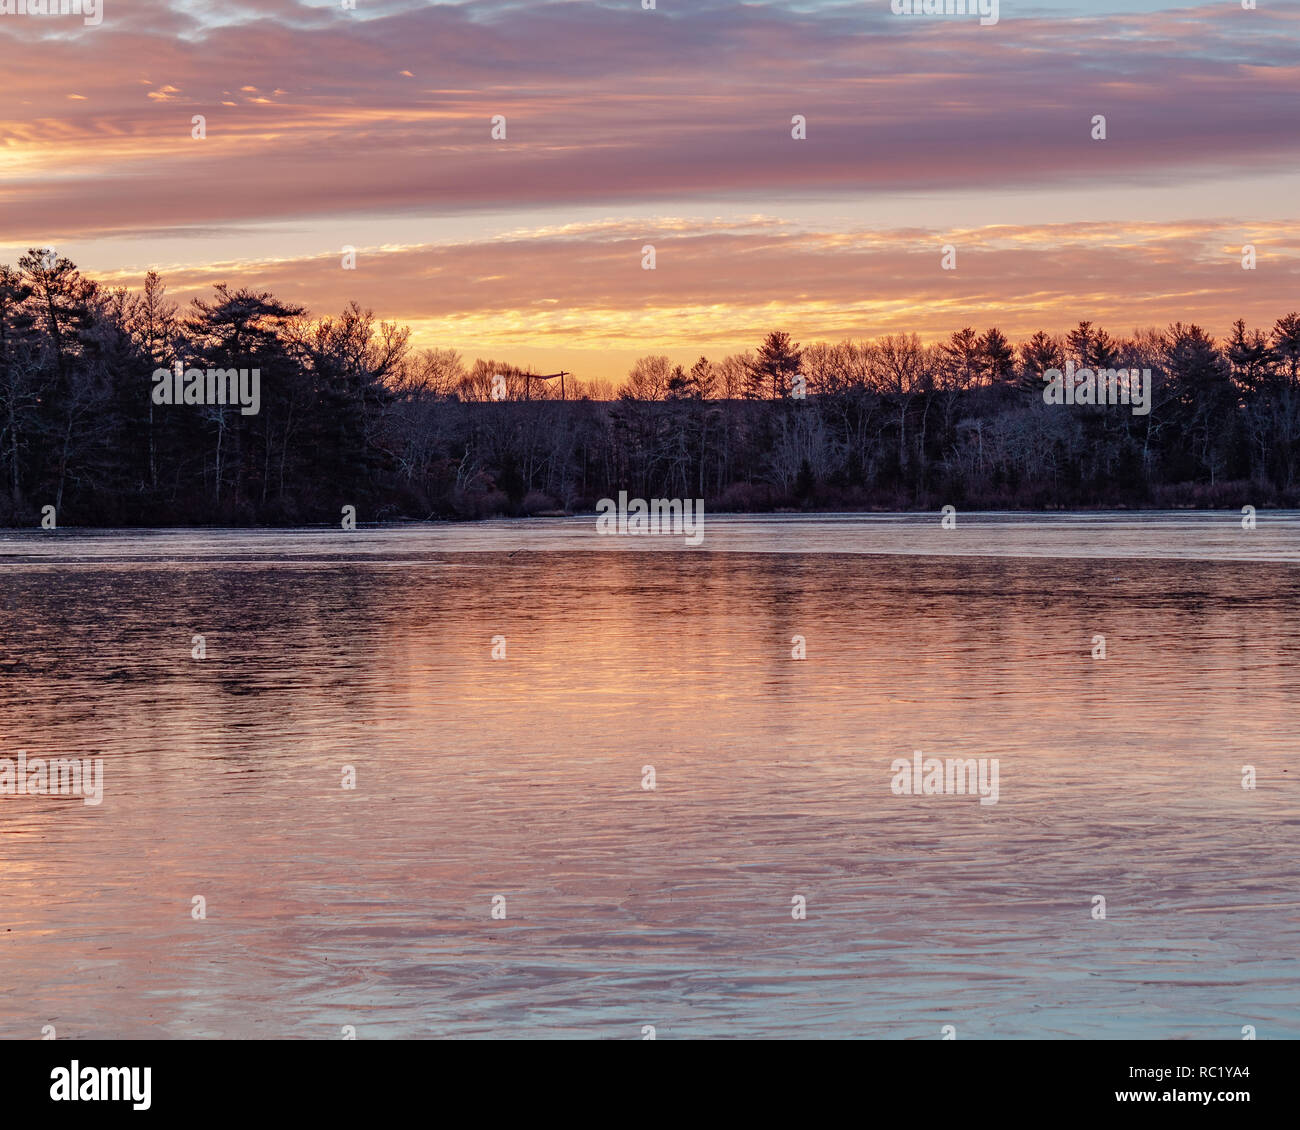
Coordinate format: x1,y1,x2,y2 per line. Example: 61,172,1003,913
2,247,1299,525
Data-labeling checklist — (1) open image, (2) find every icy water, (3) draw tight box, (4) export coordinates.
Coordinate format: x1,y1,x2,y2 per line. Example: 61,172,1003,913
0,513,1297,1040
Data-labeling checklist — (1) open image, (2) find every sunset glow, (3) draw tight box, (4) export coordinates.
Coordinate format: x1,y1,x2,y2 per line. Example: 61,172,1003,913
3,0,1297,380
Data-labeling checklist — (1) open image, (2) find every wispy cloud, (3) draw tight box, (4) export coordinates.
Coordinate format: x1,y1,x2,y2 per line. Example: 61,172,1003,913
2,0,1296,374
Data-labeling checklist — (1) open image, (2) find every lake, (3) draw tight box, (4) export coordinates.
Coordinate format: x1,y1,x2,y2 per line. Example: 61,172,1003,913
1,513,1297,1039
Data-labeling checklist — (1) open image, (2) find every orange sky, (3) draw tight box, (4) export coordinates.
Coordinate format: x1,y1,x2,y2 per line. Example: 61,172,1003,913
2,0,1298,381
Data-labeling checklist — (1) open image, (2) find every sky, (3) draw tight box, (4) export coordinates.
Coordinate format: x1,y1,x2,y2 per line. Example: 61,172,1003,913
1,0,1297,382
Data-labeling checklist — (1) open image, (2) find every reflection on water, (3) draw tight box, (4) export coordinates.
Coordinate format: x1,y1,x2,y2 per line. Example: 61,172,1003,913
1,515,1297,1038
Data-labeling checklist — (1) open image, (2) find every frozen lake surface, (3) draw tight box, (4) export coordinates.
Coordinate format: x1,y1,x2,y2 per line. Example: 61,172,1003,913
1,513,1297,1038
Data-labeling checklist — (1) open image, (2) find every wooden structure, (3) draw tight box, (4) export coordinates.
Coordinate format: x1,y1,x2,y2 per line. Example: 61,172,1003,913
524,370,572,401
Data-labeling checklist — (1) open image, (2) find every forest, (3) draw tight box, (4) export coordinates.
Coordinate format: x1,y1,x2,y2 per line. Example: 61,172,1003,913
2,247,1298,525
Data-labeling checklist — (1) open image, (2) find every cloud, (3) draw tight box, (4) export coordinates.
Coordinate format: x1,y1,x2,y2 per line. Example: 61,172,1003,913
85,216,1300,370
2,0,1296,377
0,0,1295,236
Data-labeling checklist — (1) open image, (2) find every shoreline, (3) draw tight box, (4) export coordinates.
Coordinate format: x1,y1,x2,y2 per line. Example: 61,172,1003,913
2,501,1297,532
